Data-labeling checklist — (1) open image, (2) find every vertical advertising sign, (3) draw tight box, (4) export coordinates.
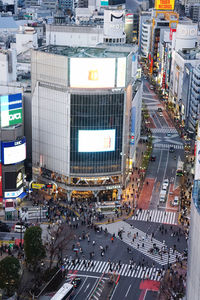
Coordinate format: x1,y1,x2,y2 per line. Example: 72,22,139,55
0,93,23,128
130,107,136,145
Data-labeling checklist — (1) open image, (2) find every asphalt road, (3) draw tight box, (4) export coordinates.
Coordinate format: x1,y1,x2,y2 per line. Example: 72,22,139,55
143,80,185,209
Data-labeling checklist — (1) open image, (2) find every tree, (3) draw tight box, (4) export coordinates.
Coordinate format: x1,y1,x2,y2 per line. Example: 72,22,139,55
45,223,73,270
24,226,46,272
0,256,20,296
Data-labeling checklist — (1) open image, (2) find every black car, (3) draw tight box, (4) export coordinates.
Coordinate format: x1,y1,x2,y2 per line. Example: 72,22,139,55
0,221,10,232
169,146,175,153
150,155,156,161
71,277,81,288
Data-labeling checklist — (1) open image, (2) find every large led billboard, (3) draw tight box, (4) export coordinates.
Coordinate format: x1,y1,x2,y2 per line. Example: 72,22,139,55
2,137,26,165
78,130,116,152
0,93,23,128
155,0,175,10
70,58,116,88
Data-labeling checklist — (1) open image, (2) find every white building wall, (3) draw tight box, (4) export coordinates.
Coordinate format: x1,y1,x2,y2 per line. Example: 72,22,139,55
32,85,70,176
170,51,200,103
16,29,38,55
0,49,17,85
46,30,103,47
141,22,151,57
172,23,198,52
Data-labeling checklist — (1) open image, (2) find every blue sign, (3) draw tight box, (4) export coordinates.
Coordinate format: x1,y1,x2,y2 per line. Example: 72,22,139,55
130,107,136,145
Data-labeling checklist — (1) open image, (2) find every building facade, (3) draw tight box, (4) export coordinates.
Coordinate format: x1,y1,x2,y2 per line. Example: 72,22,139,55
31,45,139,200
187,121,200,300
0,92,26,209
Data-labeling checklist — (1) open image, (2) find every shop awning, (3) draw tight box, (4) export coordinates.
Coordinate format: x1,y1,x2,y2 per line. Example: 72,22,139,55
17,192,27,199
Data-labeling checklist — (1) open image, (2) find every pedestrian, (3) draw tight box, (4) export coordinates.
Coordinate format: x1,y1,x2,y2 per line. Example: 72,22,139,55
137,243,140,249
92,240,95,246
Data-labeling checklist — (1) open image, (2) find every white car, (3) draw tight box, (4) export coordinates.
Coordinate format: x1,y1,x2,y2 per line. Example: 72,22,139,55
163,179,169,185
162,184,168,191
173,196,179,206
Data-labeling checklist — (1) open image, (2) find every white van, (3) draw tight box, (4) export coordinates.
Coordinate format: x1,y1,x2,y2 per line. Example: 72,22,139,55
14,224,26,233
160,190,167,203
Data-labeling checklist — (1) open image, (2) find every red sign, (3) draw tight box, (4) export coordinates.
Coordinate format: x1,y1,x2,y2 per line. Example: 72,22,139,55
169,28,176,41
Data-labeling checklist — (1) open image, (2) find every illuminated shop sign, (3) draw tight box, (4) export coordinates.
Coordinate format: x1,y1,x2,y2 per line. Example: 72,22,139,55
78,129,116,152
0,93,23,128
4,186,23,198
1,137,26,165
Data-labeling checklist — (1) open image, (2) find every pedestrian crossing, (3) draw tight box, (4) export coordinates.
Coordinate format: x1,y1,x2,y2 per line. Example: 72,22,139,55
64,259,163,281
154,143,184,150
151,128,177,134
102,221,181,266
132,209,177,225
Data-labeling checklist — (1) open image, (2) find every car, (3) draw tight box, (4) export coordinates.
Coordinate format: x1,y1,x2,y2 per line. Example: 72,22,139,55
169,146,175,153
173,196,179,206
163,179,169,185
14,224,26,233
157,108,162,112
150,155,156,161
159,112,163,117
150,85,154,90
166,133,172,137
71,277,81,288
0,221,10,232
162,184,168,191
144,76,147,80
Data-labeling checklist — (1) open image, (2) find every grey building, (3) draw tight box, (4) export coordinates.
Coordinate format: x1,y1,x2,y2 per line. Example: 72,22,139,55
31,44,139,200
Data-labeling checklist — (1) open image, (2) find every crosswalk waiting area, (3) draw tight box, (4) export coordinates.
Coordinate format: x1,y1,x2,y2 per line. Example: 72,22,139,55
132,209,177,225
102,221,181,266
154,144,184,150
65,259,163,281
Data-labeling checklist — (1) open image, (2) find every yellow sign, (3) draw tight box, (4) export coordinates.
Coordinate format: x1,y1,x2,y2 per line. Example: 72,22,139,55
32,183,45,189
155,0,175,10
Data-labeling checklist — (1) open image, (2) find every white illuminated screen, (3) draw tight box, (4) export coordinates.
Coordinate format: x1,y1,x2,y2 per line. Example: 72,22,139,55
3,143,26,164
78,130,116,152
70,58,116,88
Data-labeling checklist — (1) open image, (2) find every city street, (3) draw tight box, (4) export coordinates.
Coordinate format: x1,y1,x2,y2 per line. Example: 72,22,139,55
0,78,188,300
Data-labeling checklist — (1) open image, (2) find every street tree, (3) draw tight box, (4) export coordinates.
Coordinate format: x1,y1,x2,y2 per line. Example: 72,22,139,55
0,256,20,296
45,222,73,270
24,226,46,272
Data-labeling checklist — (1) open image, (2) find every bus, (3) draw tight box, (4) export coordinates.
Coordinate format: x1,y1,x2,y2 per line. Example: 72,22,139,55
51,283,74,300
176,160,184,176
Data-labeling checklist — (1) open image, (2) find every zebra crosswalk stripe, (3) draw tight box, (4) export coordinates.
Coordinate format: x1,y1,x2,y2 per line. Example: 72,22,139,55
151,128,177,134
154,143,184,150
65,259,163,281
132,209,177,225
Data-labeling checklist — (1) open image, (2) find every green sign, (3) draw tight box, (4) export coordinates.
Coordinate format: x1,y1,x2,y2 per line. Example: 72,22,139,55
8,108,22,126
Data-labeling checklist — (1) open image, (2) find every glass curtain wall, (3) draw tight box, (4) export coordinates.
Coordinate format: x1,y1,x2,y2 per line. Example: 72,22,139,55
70,92,124,174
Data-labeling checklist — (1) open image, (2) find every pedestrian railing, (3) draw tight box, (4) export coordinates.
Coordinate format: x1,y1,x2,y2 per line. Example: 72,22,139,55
89,272,105,300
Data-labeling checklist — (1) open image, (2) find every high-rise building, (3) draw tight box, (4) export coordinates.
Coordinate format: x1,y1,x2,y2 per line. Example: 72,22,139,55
31,44,141,201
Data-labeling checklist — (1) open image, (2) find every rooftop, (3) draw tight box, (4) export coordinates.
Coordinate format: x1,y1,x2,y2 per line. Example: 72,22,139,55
37,45,130,58
0,16,18,29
